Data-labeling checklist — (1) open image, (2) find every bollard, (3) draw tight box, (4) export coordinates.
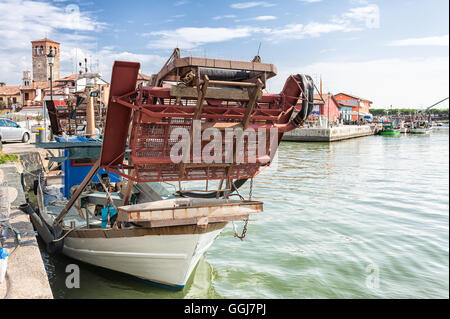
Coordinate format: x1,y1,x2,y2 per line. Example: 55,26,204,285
36,127,46,143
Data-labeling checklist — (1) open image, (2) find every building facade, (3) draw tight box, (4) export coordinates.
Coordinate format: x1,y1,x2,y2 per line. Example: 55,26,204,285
334,93,372,121
314,93,341,123
0,83,20,110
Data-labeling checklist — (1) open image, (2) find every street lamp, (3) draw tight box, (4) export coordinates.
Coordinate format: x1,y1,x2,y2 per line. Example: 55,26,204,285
43,48,55,142
47,48,55,101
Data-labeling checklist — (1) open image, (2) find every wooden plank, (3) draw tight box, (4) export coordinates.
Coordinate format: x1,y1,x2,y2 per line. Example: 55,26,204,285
118,202,262,222
242,78,264,130
68,222,228,238
131,214,250,228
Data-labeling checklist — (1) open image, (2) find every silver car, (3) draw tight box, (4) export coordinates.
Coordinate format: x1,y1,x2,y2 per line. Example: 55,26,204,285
0,119,31,143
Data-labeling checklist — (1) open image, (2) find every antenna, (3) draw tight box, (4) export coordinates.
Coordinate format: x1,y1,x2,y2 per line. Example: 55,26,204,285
257,42,261,56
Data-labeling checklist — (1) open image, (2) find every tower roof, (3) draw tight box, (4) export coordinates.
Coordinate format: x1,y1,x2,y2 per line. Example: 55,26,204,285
31,38,60,44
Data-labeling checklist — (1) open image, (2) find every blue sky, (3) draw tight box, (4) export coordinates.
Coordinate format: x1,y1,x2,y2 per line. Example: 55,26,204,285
0,0,448,108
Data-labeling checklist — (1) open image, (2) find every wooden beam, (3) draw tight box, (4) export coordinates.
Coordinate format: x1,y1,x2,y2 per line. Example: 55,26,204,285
122,170,135,205
242,78,263,130
180,74,209,179
193,75,209,120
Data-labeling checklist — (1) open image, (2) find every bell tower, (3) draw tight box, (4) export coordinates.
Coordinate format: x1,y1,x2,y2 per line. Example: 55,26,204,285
31,38,60,82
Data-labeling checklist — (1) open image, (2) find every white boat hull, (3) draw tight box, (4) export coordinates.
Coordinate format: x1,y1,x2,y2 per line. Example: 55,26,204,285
62,226,225,288
410,128,430,134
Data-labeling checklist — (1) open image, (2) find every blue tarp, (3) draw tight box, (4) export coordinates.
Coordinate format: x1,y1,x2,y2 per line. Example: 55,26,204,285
55,136,100,143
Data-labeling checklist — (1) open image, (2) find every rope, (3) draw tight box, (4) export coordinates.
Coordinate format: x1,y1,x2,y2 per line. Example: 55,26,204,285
52,225,84,242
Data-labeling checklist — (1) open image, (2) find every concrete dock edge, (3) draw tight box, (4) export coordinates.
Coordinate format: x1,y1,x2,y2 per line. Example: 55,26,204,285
0,152,53,299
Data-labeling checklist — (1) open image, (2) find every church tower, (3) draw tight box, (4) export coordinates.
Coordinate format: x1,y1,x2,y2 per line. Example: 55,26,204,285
31,38,60,82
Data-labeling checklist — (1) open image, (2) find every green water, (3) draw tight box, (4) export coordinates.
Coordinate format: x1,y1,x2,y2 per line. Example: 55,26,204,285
43,130,449,298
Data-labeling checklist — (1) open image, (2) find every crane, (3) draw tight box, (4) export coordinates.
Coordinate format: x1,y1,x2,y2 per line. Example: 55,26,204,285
420,97,449,114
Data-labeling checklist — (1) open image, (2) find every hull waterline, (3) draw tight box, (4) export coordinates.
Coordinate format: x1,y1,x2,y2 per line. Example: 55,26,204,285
62,225,225,288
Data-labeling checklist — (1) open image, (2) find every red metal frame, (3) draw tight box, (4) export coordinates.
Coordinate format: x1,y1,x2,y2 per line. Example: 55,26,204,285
99,62,307,183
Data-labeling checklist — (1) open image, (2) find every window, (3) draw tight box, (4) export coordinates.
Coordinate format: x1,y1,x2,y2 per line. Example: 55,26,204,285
6,120,18,128
40,46,44,55
0,120,7,127
12,97,16,103
25,93,29,100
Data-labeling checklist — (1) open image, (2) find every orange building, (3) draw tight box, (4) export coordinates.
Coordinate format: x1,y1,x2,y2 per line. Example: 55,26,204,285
334,93,372,121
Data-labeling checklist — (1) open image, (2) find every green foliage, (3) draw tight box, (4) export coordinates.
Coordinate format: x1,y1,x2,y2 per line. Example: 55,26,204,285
370,108,449,116
0,153,19,164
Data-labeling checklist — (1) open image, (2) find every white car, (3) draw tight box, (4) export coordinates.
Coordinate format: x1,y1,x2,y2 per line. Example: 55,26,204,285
0,119,32,143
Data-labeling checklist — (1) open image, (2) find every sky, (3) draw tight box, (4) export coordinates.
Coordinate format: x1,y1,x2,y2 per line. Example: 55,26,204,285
0,0,448,109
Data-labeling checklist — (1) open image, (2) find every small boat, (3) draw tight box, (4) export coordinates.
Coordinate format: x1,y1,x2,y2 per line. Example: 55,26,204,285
410,127,431,134
410,121,431,134
379,122,400,136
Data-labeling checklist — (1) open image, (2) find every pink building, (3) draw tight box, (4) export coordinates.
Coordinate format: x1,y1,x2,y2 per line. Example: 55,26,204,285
316,94,341,122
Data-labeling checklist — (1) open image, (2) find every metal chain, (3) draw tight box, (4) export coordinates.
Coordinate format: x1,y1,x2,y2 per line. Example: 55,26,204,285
232,219,248,241
231,178,254,240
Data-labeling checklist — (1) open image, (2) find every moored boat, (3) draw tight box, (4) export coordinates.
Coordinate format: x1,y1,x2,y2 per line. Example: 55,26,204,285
43,194,261,288
379,122,400,136
30,49,318,288
410,121,431,134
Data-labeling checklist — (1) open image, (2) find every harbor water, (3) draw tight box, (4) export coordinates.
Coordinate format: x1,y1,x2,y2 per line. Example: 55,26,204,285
42,130,449,298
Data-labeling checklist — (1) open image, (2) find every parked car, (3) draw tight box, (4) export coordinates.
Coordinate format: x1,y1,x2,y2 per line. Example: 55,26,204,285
0,119,31,143
364,114,373,123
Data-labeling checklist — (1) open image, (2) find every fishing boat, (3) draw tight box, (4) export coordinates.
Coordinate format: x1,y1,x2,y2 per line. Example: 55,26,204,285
379,122,400,136
41,187,262,288
29,49,318,288
410,121,431,134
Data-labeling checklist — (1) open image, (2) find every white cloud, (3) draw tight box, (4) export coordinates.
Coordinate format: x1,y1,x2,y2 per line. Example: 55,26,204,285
387,35,449,47
265,22,356,41
271,57,449,108
342,4,380,29
0,0,162,85
230,2,275,9
0,0,105,50
0,0,105,84
145,4,381,50
251,15,277,21
299,0,322,3
145,27,261,49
